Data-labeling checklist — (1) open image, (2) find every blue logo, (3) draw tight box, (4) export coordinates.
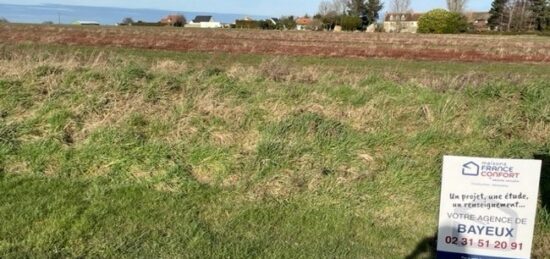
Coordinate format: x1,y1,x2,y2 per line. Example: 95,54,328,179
462,161,480,176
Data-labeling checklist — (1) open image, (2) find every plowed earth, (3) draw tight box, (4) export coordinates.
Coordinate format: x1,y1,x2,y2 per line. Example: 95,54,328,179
1,24,550,63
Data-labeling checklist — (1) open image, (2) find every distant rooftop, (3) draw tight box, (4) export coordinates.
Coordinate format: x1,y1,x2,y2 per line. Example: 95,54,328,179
464,12,491,22
193,16,213,23
295,17,312,26
384,13,423,22
74,21,100,25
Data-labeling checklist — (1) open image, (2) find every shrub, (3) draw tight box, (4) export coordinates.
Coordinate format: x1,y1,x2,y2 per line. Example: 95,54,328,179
278,16,297,30
340,16,362,31
122,17,134,24
163,15,186,27
235,19,280,30
172,16,186,27
418,9,468,34
236,20,260,29
307,19,324,31
445,12,468,33
259,20,277,30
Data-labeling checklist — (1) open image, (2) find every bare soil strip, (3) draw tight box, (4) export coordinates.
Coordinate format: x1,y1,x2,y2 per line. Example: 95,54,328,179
1,24,550,63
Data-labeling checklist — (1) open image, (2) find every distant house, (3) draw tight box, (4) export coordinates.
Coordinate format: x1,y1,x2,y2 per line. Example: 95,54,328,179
295,17,312,31
74,21,100,26
383,13,423,33
267,18,279,26
186,15,221,28
465,12,491,32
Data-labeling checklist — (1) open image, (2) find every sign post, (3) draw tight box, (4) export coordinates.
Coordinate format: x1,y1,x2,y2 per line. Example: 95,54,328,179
437,156,542,259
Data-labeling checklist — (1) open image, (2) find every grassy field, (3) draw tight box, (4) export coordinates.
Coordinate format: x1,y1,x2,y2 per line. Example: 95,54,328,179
0,42,549,258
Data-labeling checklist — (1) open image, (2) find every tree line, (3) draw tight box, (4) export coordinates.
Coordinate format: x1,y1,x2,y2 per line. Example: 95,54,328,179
313,0,549,32
314,0,468,31
240,0,548,33
489,0,550,31
316,0,383,31
9,0,546,33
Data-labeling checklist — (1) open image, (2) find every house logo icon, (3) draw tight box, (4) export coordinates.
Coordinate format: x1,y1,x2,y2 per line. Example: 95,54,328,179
462,161,480,176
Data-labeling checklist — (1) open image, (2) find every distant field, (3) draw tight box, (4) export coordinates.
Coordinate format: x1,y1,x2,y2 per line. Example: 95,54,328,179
0,38,549,257
2,24,550,63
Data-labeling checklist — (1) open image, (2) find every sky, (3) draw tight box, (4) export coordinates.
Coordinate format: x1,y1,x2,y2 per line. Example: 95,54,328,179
0,1,493,17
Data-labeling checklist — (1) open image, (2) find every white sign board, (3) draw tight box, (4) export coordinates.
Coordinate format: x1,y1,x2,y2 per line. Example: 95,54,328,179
437,156,542,259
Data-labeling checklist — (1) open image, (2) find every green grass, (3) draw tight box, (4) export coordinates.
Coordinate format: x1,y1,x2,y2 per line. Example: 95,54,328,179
0,43,549,258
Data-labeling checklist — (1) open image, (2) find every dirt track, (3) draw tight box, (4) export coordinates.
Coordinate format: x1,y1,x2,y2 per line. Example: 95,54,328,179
1,24,550,63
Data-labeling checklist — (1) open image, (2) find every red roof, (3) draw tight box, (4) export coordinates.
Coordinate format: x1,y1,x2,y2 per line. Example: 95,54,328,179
295,17,312,26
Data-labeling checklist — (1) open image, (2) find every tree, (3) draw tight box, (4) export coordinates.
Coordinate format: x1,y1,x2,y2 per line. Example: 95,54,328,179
502,0,533,31
389,0,411,32
365,0,384,25
318,0,348,30
318,0,382,30
122,17,135,24
0,17,8,23
175,15,187,27
347,0,369,29
488,0,508,30
319,11,340,30
530,0,547,30
332,0,349,15
447,0,468,13
390,0,411,13
307,19,324,31
318,0,349,15
515,0,531,31
42,21,54,25
346,0,382,29
279,16,297,30
165,14,187,27
418,9,468,33
347,0,367,17
487,0,528,32
318,1,333,16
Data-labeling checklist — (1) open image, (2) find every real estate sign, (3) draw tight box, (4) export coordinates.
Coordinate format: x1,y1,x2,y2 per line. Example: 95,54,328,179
437,156,542,259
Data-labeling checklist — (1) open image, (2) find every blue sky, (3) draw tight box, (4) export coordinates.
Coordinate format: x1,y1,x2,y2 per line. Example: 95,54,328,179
0,1,493,16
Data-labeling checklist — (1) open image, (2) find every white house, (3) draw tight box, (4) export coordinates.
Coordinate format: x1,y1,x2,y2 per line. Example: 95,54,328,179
295,17,312,31
383,13,423,33
186,16,222,28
